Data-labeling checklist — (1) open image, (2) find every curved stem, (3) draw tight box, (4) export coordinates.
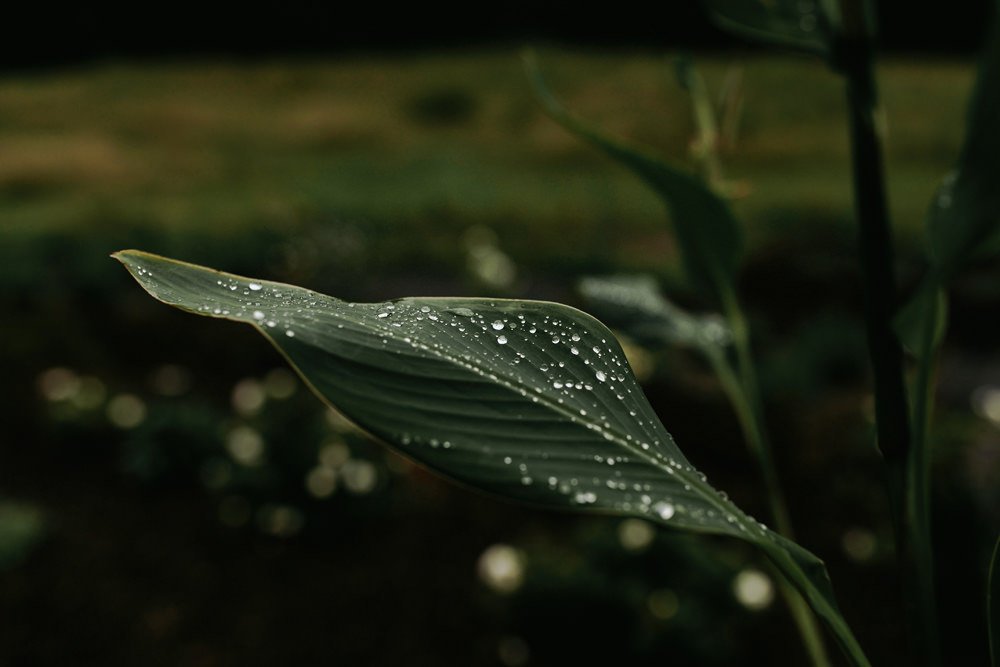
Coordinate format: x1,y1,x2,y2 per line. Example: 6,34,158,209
905,285,946,666
760,539,872,667
705,289,832,667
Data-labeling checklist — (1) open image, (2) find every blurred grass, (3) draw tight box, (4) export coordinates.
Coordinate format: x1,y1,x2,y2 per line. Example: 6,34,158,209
0,50,975,284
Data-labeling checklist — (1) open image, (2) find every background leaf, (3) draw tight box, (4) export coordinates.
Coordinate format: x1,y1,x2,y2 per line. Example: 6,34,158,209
893,277,948,357
115,249,870,666
701,0,836,58
925,7,1000,277
578,275,731,353
525,54,744,304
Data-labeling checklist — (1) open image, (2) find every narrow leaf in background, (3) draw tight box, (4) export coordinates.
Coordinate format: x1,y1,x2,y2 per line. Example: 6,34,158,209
925,4,1000,276
702,0,837,58
578,275,731,353
524,53,743,305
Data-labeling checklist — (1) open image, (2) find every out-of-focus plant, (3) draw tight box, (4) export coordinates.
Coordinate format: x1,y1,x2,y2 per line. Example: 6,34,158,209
110,1,1000,665
0,501,45,571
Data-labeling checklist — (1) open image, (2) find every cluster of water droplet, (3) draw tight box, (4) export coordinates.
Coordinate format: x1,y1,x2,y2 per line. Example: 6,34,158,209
125,257,765,538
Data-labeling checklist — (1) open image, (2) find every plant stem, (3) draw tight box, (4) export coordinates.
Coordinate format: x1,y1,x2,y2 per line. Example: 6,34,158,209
836,0,937,663
837,0,911,490
760,539,873,667
707,291,832,667
712,294,793,538
906,286,945,665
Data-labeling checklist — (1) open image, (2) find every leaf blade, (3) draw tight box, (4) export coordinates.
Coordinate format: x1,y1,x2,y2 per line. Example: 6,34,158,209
578,274,732,353
702,0,836,57
524,54,744,303
115,249,753,536
926,10,1000,277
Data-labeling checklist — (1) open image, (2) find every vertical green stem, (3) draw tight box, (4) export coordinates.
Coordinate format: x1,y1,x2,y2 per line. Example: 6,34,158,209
706,288,832,667
906,286,945,665
760,539,873,667
836,0,935,663
715,290,794,538
837,0,911,488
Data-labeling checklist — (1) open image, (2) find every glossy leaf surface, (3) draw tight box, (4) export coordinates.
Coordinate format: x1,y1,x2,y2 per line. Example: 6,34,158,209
117,251,755,535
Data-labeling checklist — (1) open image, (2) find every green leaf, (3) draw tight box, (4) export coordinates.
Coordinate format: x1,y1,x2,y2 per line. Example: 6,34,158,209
524,54,743,303
578,275,731,352
114,250,870,667
702,0,837,57
926,11,1000,277
894,276,948,358
991,534,1000,667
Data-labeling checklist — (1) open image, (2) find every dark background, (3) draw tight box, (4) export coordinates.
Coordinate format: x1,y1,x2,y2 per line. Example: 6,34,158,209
2,3,998,666
4,1,996,69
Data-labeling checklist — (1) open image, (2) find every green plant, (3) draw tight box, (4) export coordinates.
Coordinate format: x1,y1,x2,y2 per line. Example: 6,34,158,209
113,2,1000,665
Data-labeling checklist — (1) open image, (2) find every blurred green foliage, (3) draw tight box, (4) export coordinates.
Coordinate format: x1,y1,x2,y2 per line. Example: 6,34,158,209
1,50,997,666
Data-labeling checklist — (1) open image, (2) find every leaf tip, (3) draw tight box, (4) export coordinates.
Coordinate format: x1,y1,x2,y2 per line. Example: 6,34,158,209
111,249,143,264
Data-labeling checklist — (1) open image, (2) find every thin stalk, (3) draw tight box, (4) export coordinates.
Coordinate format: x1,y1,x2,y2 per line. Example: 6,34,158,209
836,0,935,663
838,0,912,487
760,539,873,667
705,318,792,538
705,290,832,667
906,286,945,665
680,60,725,188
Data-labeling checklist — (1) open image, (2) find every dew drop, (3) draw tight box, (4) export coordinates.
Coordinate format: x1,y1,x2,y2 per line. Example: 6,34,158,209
497,335,508,345
654,502,676,520
248,283,262,291
252,311,265,320
492,321,505,331
595,371,607,382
